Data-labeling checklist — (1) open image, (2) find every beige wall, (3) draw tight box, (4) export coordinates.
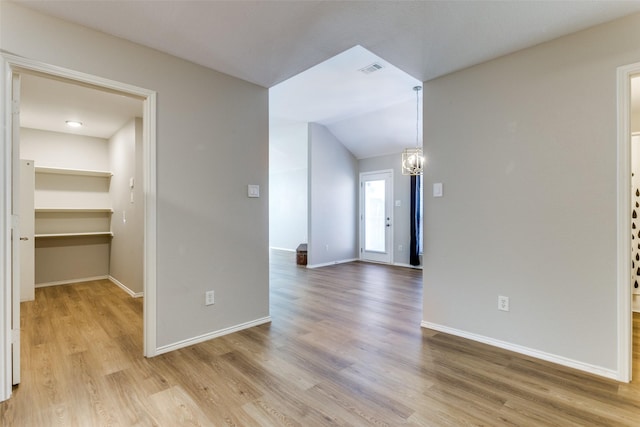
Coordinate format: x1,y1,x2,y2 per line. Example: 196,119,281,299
20,128,110,171
308,123,358,266
1,2,269,349
35,236,110,284
423,13,640,373
109,118,144,294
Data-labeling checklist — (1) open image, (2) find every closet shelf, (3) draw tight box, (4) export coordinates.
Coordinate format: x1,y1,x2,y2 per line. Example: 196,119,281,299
35,208,113,213
35,232,114,238
35,166,113,177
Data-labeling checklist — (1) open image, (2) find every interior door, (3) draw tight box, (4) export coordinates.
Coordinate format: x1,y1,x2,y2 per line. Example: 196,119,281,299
360,171,393,263
20,160,34,302
11,73,21,385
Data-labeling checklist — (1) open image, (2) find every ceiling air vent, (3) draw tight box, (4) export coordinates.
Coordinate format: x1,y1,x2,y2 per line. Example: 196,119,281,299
359,63,384,74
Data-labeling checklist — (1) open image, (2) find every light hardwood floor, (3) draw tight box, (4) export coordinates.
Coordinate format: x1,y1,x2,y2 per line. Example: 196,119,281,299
1,249,640,426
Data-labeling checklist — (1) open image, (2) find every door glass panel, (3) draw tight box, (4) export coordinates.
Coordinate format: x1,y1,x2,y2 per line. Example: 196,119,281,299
365,179,386,252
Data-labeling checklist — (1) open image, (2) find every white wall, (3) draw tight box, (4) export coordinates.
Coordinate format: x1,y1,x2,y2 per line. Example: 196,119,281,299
359,153,416,266
422,13,640,375
109,118,144,294
1,2,269,349
308,123,358,266
269,120,308,251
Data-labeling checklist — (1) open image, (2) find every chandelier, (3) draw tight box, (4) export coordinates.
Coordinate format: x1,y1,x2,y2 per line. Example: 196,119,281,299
402,86,424,175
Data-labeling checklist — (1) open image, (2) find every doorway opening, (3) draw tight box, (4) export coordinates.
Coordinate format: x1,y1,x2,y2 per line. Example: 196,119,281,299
268,45,424,269
616,62,640,383
1,53,158,400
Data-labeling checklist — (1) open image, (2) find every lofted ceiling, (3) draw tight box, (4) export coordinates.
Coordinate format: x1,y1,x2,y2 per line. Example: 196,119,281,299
270,45,422,159
14,1,640,158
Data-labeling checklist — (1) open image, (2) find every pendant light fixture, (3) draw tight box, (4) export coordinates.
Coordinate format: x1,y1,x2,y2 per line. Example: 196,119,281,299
402,85,424,175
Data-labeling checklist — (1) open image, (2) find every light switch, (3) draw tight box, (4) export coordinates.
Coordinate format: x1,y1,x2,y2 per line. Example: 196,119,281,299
433,182,443,197
395,200,401,207
248,184,260,198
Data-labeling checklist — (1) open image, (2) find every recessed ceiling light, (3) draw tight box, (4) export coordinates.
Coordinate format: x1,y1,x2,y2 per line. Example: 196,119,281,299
65,120,83,128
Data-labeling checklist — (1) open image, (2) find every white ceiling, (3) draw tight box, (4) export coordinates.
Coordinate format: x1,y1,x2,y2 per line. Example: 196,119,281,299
270,45,422,159
20,73,143,139
14,1,640,157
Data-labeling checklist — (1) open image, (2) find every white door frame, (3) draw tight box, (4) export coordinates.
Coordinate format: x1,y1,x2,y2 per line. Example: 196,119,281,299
359,169,394,264
616,61,640,383
0,52,158,401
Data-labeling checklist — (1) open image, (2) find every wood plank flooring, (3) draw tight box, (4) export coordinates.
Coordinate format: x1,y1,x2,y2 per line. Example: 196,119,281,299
1,249,640,425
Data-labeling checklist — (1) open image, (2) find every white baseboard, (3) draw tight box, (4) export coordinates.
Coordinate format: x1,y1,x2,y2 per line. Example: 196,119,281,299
421,321,619,381
270,246,296,252
307,258,357,269
393,262,423,269
155,316,272,355
108,276,143,298
35,275,109,288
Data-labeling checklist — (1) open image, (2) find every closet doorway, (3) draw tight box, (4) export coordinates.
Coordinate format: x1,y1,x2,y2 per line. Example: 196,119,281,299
3,54,158,393
19,73,144,298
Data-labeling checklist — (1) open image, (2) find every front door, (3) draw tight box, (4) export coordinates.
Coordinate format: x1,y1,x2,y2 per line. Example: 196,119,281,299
360,171,393,263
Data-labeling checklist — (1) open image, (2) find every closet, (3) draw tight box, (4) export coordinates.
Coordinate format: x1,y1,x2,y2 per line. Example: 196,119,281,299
33,164,113,284
20,120,143,298
18,72,144,301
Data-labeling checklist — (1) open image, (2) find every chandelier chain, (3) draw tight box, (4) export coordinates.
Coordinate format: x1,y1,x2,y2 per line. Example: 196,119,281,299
415,86,420,147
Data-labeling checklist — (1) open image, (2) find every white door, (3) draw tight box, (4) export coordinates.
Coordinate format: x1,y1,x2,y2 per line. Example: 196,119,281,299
360,171,393,263
20,160,35,302
11,73,21,385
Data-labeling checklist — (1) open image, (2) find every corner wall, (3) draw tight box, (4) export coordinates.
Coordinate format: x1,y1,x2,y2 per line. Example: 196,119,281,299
422,13,640,375
308,123,358,266
109,118,144,295
269,120,308,251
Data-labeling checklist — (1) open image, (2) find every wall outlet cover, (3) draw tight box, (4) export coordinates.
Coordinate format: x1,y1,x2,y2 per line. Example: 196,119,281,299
498,295,509,312
205,290,215,306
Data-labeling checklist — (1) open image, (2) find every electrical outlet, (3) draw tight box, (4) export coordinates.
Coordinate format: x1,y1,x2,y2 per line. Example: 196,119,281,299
205,290,215,306
498,295,509,312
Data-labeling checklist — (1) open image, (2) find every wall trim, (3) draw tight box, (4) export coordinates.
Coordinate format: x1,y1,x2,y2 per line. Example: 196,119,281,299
392,262,423,270
33,276,144,299
306,258,357,269
269,246,296,252
155,316,272,355
34,275,109,288
615,61,640,383
1,54,11,401
421,321,619,381
108,276,143,298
